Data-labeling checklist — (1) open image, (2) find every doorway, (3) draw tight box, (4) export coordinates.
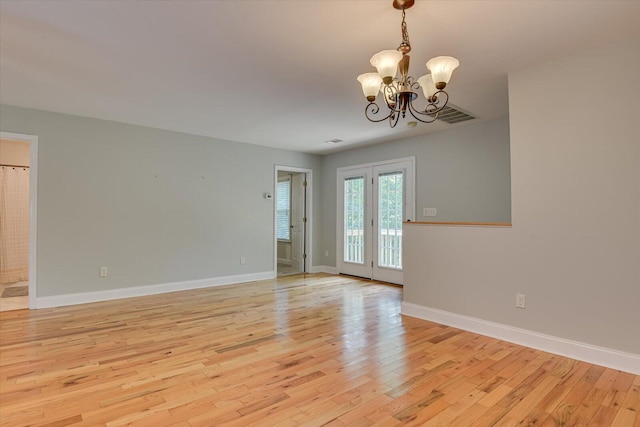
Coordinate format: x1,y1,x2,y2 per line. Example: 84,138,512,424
337,158,415,285
275,166,312,277
0,132,38,311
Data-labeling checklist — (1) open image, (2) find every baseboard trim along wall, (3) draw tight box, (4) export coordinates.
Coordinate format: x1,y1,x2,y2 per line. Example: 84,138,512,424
36,271,276,309
401,302,640,375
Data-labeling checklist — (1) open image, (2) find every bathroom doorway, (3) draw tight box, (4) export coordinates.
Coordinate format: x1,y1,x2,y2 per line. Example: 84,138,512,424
275,166,312,277
0,132,37,311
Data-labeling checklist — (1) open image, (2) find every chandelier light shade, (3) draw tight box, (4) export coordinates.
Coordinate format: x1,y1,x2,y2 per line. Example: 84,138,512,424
417,74,437,101
426,56,460,88
370,50,404,84
357,0,460,127
357,73,383,101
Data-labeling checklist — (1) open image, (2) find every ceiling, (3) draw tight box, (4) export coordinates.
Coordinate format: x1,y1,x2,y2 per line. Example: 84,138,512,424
1,1,639,154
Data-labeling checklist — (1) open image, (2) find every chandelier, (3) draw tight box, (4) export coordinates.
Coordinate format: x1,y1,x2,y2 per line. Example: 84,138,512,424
357,0,459,128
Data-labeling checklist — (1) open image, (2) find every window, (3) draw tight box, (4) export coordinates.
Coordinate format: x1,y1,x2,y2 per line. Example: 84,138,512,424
276,179,291,240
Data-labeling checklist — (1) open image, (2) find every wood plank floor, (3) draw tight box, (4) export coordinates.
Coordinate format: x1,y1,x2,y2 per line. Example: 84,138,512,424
0,274,638,426
0,281,29,312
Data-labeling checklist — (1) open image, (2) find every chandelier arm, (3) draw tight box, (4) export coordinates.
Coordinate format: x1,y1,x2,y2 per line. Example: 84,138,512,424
426,89,449,114
405,90,450,123
407,103,439,124
364,102,396,123
382,84,397,109
421,90,450,114
389,111,401,128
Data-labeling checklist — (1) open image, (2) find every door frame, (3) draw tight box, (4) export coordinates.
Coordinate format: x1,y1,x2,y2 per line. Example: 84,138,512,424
1,131,38,309
336,156,415,283
273,165,312,275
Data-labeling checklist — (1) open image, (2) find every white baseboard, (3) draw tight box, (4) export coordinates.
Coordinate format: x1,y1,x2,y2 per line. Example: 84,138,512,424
36,271,275,309
401,302,640,375
309,265,338,274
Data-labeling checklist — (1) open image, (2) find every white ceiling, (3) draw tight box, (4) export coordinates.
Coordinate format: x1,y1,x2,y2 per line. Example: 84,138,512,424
1,1,639,154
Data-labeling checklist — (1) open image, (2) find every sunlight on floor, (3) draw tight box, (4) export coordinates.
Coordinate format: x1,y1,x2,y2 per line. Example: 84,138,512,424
0,281,28,311
277,263,303,277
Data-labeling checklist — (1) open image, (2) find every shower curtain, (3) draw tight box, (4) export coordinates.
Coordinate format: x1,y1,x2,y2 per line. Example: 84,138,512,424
0,166,30,284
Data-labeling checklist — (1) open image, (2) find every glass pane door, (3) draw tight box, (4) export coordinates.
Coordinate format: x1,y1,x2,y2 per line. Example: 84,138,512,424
378,171,403,270
344,176,365,264
338,168,372,279
337,159,414,284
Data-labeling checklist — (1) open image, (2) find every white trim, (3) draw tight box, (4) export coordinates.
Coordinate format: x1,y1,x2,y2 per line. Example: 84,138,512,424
401,302,640,375
336,156,417,172
1,131,38,309
309,265,338,274
274,165,313,275
35,271,275,309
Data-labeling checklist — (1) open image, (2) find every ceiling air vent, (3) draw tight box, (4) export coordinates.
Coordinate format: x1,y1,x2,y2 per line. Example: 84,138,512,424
429,104,476,124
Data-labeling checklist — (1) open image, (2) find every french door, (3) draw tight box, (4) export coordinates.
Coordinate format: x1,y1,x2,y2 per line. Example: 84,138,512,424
337,158,415,285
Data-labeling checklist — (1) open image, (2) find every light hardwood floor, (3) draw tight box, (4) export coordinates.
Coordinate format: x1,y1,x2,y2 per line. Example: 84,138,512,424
0,281,29,312
0,274,638,426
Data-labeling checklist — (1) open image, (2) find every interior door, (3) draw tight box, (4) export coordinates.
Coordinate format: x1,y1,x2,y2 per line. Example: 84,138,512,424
290,173,306,273
337,159,414,285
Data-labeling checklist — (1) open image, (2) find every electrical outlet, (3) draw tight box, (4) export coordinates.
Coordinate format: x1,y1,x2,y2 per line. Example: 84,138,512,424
240,257,246,265
516,293,526,309
99,267,108,277
325,250,329,257
423,208,437,217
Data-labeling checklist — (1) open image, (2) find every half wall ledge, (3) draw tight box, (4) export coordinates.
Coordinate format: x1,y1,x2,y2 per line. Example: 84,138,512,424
404,221,512,227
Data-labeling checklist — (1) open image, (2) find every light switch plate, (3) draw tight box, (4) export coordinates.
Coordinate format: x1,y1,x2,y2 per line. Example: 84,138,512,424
516,293,526,309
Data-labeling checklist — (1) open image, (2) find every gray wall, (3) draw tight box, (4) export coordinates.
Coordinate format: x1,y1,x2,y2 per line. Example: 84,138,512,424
0,106,511,299
0,105,322,297
320,117,511,266
403,37,640,355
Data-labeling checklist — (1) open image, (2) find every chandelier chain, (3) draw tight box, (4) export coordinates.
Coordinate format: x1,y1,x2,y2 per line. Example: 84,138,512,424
400,8,410,50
